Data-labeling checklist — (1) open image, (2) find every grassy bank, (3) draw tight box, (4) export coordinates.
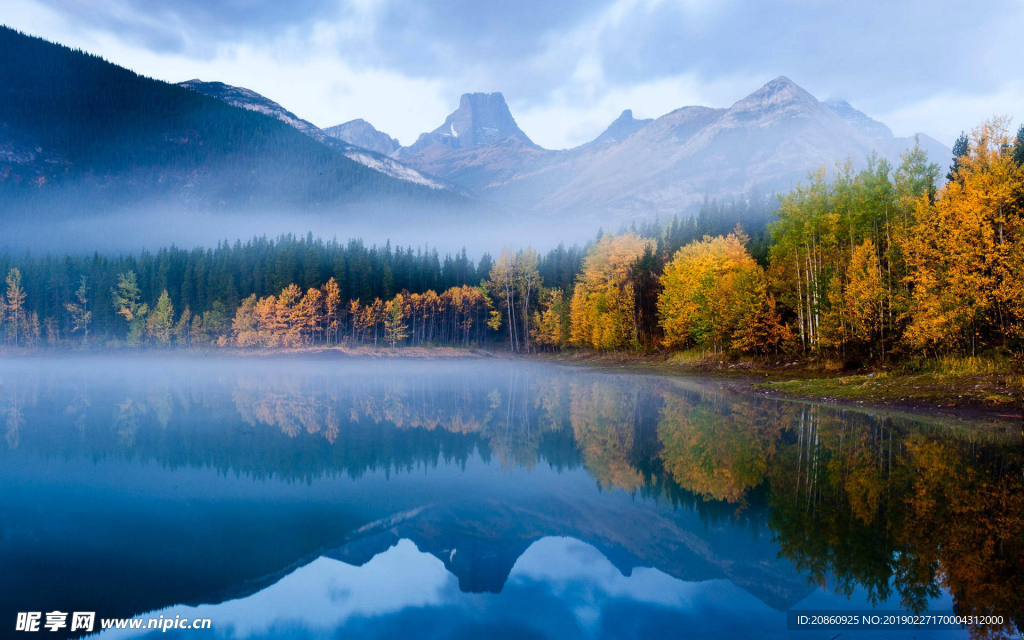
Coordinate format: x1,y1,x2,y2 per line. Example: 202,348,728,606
538,350,1024,425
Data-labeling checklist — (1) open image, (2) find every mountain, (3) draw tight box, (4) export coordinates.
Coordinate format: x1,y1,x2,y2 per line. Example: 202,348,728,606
0,26,459,245
179,79,326,139
395,77,952,223
0,24,955,242
396,92,536,158
582,109,653,147
178,79,444,189
324,119,401,155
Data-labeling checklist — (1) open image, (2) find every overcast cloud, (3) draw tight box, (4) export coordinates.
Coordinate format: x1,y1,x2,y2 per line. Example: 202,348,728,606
4,0,1022,148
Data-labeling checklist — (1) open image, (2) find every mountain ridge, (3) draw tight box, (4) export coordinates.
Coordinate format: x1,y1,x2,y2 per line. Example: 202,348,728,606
581,109,654,148
0,25,954,241
177,79,445,189
0,26,458,231
324,119,401,155
391,76,951,222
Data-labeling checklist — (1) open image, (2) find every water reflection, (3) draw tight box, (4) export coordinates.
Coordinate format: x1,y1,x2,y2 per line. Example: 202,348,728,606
101,538,874,640
0,357,1019,638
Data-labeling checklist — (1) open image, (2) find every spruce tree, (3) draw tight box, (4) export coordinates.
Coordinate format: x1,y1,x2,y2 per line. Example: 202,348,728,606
1014,124,1024,166
947,132,969,182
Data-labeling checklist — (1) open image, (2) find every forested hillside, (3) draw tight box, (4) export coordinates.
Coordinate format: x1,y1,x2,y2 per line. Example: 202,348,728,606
0,27,453,216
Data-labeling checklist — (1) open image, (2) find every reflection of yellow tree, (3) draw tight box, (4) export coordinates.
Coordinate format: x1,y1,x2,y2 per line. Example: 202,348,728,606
3,379,39,450
231,378,495,443
898,440,1023,637
769,411,1023,638
232,382,336,438
147,386,174,428
65,384,92,436
569,381,645,492
657,393,781,503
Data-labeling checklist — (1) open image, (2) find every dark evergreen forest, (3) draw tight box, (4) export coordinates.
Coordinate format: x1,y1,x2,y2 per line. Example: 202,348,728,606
0,26,454,212
0,234,589,341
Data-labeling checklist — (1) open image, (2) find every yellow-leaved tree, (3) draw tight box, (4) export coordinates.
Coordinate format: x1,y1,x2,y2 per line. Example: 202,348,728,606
659,232,784,355
904,119,1024,356
569,233,653,350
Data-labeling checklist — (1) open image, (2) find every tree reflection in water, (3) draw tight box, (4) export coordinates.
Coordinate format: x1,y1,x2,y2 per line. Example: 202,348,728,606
2,359,1020,637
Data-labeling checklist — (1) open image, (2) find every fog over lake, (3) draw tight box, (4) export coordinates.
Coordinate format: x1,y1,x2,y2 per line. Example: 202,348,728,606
1,357,1020,639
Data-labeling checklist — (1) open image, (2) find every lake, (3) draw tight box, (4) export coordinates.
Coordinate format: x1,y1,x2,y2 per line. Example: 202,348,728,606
1,357,1020,639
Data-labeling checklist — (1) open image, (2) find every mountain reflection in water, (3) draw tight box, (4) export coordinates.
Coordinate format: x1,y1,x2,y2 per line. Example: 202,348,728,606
0,357,1020,639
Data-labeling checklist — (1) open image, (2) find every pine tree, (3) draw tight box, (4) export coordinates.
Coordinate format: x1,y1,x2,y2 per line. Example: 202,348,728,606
25,312,41,347
947,132,969,182
173,306,192,348
44,316,59,346
112,271,148,346
1014,124,1024,167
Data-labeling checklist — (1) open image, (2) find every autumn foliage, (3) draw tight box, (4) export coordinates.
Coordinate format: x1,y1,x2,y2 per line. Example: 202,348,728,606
230,280,494,349
3,119,1022,365
904,120,1024,356
568,233,654,350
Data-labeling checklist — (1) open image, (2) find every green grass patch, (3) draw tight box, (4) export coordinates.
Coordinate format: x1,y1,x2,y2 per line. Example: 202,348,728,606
758,369,1021,411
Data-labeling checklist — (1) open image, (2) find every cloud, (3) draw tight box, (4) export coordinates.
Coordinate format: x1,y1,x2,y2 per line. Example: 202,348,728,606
33,0,342,54
2,0,1022,148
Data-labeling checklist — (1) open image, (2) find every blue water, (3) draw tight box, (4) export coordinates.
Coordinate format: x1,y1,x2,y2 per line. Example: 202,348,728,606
0,357,1018,639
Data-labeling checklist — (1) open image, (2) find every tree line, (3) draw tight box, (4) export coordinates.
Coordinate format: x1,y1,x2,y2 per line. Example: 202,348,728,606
541,122,1024,364
2,119,1022,364
0,234,585,349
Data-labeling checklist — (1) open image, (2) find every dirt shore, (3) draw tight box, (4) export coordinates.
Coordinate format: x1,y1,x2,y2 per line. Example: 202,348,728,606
535,350,1024,427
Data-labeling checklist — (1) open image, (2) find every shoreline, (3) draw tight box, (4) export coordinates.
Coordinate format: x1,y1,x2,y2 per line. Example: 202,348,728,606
0,345,500,360
3,346,1021,427
531,351,1024,428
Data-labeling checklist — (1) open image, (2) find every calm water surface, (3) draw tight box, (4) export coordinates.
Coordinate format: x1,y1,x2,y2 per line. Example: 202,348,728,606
1,357,1020,639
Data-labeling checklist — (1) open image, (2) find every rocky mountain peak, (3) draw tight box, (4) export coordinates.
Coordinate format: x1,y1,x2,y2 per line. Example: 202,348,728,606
728,76,823,121
391,76,950,222
584,109,653,148
324,119,401,155
179,79,446,189
447,92,526,145
397,91,533,156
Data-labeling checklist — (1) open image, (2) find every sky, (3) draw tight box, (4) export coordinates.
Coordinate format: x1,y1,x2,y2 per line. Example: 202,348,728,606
3,0,1022,149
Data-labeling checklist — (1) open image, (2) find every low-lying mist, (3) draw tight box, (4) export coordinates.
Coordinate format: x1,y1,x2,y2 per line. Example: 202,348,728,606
0,200,610,257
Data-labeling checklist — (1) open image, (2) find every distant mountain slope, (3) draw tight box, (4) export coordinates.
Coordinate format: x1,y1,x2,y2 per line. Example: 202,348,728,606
178,79,445,189
324,119,401,156
0,26,454,223
396,77,952,223
824,98,949,163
